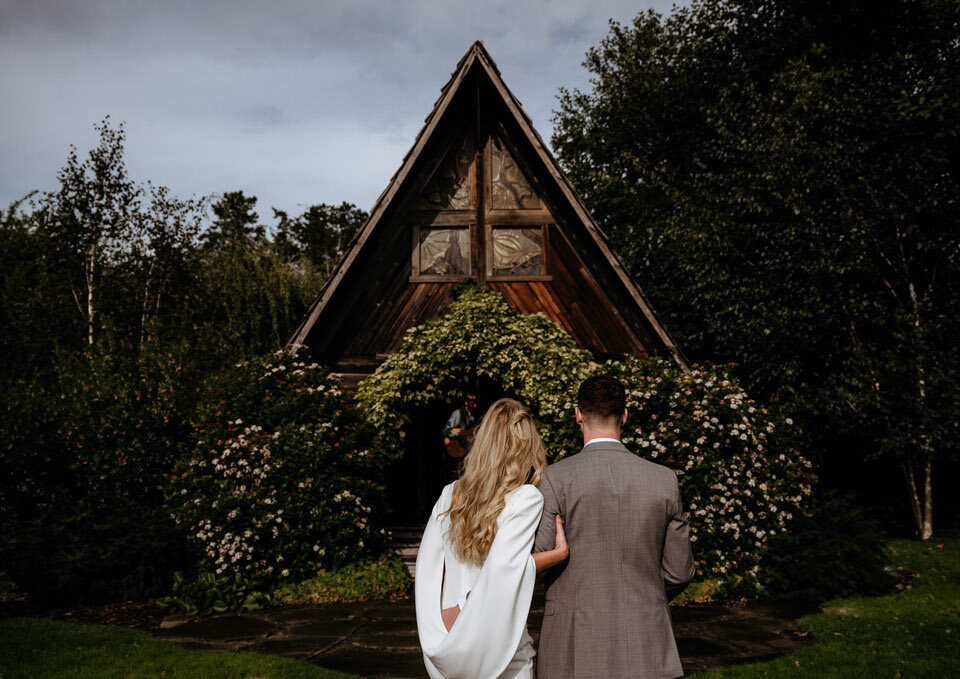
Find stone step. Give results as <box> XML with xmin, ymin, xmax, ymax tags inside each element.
<box><xmin>386</xmin><ymin>525</ymin><xmax>424</xmax><ymax>577</ymax></box>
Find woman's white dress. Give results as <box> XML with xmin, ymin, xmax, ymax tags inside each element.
<box><xmin>415</xmin><ymin>482</ymin><xmax>544</xmax><ymax>679</ymax></box>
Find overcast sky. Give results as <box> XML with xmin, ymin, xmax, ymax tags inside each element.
<box><xmin>1</xmin><ymin>0</ymin><xmax>681</xmax><ymax>223</ymax></box>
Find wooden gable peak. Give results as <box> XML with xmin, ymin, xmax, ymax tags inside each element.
<box><xmin>288</xmin><ymin>41</ymin><xmax>688</xmax><ymax>372</ymax></box>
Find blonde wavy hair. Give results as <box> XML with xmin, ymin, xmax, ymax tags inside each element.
<box><xmin>442</xmin><ymin>398</ymin><xmax>547</xmax><ymax>566</ymax></box>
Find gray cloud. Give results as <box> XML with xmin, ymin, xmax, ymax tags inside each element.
<box><xmin>0</xmin><ymin>0</ymin><xmax>683</xmax><ymax>219</ymax></box>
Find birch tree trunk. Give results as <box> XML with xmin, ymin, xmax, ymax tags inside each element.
<box><xmin>86</xmin><ymin>244</ymin><xmax>96</xmax><ymax>346</ymax></box>
<box><xmin>922</xmin><ymin>460</ymin><xmax>933</xmax><ymax>540</ymax></box>
<box><xmin>901</xmin><ymin>458</ymin><xmax>934</xmax><ymax>539</ymax></box>
<box><xmin>908</xmin><ymin>269</ymin><xmax>933</xmax><ymax>539</ymax></box>
<box><xmin>140</xmin><ymin>259</ymin><xmax>156</xmax><ymax>350</ymax></box>
<box><xmin>902</xmin><ymin>461</ymin><xmax>923</xmax><ymax>535</ymax></box>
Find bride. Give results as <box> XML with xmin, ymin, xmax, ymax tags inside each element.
<box><xmin>415</xmin><ymin>398</ymin><xmax>569</xmax><ymax>679</ymax></box>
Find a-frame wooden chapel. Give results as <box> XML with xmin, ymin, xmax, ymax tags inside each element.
<box><xmin>289</xmin><ymin>41</ymin><xmax>685</xmax><ymax>384</ymax></box>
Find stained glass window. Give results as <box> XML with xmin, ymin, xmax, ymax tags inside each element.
<box><xmin>491</xmin><ymin>227</ymin><xmax>543</xmax><ymax>276</ymax></box>
<box><xmin>490</xmin><ymin>136</ymin><xmax>541</xmax><ymax>210</ymax></box>
<box><xmin>418</xmin><ymin>227</ymin><xmax>471</xmax><ymax>276</ymax></box>
<box><xmin>419</xmin><ymin>136</ymin><xmax>475</xmax><ymax>210</ymax></box>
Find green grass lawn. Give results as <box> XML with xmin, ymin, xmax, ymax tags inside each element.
<box><xmin>692</xmin><ymin>538</ymin><xmax>960</xmax><ymax>678</ymax></box>
<box><xmin>2</xmin><ymin>539</ymin><xmax>957</xmax><ymax>678</ymax></box>
<box><xmin>0</xmin><ymin>616</ymin><xmax>357</xmax><ymax>679</ymax></box>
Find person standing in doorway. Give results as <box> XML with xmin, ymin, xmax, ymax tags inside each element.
<box><xmin>441</xmin><ymin>392</ymin><xmax>479</xmax><ymax>476</ymax></box>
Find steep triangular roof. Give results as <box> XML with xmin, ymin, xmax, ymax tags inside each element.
<box><xmin>289</xmin><ymin>41</ymin><xmax>687</xmax><ymax>371</ymax></box>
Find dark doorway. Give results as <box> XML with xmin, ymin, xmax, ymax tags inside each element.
<box><xmin>384</xmin><ymin>381</ymin><xmax>512</xmax><ymax>523</ymax></box>
<box><xmin>385</xmin><ymin>402</ymin><xmax>455</xmax><ymax>523</ymax></box>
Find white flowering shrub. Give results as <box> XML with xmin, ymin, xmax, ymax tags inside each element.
<box><xmin>607</xmin><ymin>357</ymin><xmax>816</xmax><ymax>596</ymax></box>
<box><xmin>359</xmin><ymin>285</ymin><xmax>816</xmax><ymax>598</ymax></box>
<box><xmin>167</xmin><ymin>349</ymin><xmax>387</xmax><ymax>589</ymax></box>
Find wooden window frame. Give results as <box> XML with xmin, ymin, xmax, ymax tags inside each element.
<box><xmin>409</xmin><ymin>221</ymin><xmax>476</xmax><ymax>282</ymax></box>
<box><xmin>488</xmin><ymin>132</ymin><xmax>543</xmax><ymax>211</ymax></box>
<box><xmin>485</xmin><ymin>223</ymin><xmax>552</xmax><ymax>282</ymax></box>
<box><xmin>417</xmin><ymin>129</ymin><xmax>478</xmax><ymax>212</ymax></box>
<box><xmin>408</xmin><ymin>119</ymin><xmax>554</xmax><ymax>283</ymax></box>
<box><xmin>481</xmin><ymin>131</ymin><xmax>552</xmax><ymax>281</ymax></box>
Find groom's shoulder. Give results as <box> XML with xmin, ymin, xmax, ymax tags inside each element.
<box><xmin>545</xmin><ymin>445</ymin><xmax>678</xmax><ymax>485</ymax></box>
<box><xmin>543</xmin><ymin>451</ymin><xmax>582</xmax><ymax>477</ymax></box>
<box><xmin>617</xmin><ymin>445</ymin><xmax>679</xmax><ymax>481</ymax></box>
<box><xmin>638</xmin><ymin>456</ymin><xmax>681</xmax><ymax>485</ymax></box>
<box><xmin>541</xmin><ymin>446</ymin><xmax>600</xmax><ymax>482</ymax></box>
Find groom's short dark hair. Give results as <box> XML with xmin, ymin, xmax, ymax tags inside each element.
<box><xmin>577</xmin><ymin>375</ymin><xmax>626</xmax><ymax>420</ymax></box>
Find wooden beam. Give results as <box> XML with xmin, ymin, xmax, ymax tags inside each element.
<box><xmin>408</xmin><ymin>210</ymin><xmax>475</xmax><ymax>226</ymax></box>
<box><xmin>484</xmin><ymin>209</ymin><xmax>554</xmax><ymax>225</ymax></box>
<box><xmin>475</xmin><ymin>72</ymin><xmax>486</xmax><ymax>285</ymax></box>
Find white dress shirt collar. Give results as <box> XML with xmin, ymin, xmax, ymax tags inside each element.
<box><xmin>583</xmin><ymin>437</ymin><xmax>621</xmax><ymax>447</ymax></box>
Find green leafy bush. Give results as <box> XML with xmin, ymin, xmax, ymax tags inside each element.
<box><xmin>758</xmin><ymin>491</ymin><xmax>897</xmax><ymax>604</ymax></box>
<box><xmin>0</xmin><ymin>336</ymin><xmax>196</xmax><ymax>601</ymax></box>
<box><xmin>167</xmin><ymin>348</ymin><xmax>387</xmax><ymax>590</ymax></box>
<box><xmin>357</xmin><ymin>283</ymin><xmax>593</xmax><ymax>459</ymax></box>
<box><xmin>274</xmin><ymin>554</ymin><xmax>412</xmax><ymax>605</ymax></box>
<box><xmin>157</xmin><ymin>571</ymin><xmax>271</xmax><ymax>616</ymax></box>
<box><xmin>4</xmin><ymin>501</ymin><xmax>188</xmax><ymax>603</ymax></box>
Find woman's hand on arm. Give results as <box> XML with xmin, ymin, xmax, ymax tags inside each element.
<box><xmin>532</xmin><ymin>514</ymin><xmax>569</xmax><ymax>573</ymax></box>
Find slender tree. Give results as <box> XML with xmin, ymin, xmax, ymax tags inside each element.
<box><xmin>46</xmin><ymin>117</ymin><xmax>140</xmax><ymax>346</ymax></box>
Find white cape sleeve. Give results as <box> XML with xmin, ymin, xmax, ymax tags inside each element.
<box><xmin>415</xmin><ymin>484</ymin><xmax>544</xmax><ymax>679</ymax></box>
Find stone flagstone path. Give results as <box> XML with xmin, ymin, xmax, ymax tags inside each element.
<box><xmin>156</xmin><ymin>586</ymin><xmax>816</xmax><ymax>679</ymax></box>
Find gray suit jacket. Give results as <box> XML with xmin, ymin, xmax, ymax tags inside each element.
<box><xmin>533</xmin><ymin>440</ymin><xmax>695</xmax><ymax>679</ymax></box>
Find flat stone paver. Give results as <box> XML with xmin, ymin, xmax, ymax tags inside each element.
<box><xmin>156</xmin><ymin>586</ymin><xmax>816</xmax><ymax>678</ymax></box>
<box><xmin>155</xmin><ymin>614</ymin><xmax>278</xmax><ymax>641</ymax></box>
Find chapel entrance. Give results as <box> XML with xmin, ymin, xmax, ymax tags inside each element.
<box><xmin>383</xmin><ymin>380</ymin><xmax>510</xmax><ymax>523</ymax></box>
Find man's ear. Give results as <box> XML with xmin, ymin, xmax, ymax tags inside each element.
<box><xmin>575</xmin><ymin>406</ymin><xmax>584</xmax><ymax>425</ymax></box>
<box><xmin>621</xmin><ymin>409</ymin><xmax>628</xmax><ymax>426</ymax></box>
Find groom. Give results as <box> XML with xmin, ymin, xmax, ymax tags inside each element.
<box><xmin>534</xmin><ymin>375</ymin><xmax>695</xmax><ymax>679</ymax></box>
